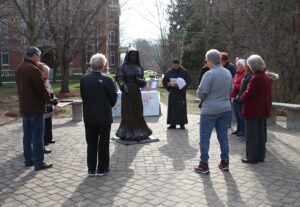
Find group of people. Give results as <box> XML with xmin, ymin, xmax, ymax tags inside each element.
<box><xmin>17</xmin><ymin>45</ymin><xmax>275</xmax><ymax>176</ymax></box>
<box><xmin>16</xmin><ymin>47</ymin><xmax>56</xmax><ymax>171</ymax></box>
<box><xmin>194</xmin><ymin>49</ymin><xmax>276</xmax><ymax>174</ymax></box>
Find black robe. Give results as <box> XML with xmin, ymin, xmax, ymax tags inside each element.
<box><xmin>162</xmin><ymin>67</ymin><xmax>191</xmax><ymax>125</ymax></box>
<box><xmin>115</xmin><ymin>49</ymin><xmax>152</xmax><ymax>140</ymax></box>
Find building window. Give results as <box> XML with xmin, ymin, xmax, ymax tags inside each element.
<box><xmin>110</xmin><ymin>51</ymin><xmax>116</xmax><ymax>66</ymax></box>
<box><xmin>109</xmin><ymin>11</ymin><xmax>115</xmax><ymax>25</ymax></box>
<box><xmin>1</xmin><ymin>49</ymin><xmax>9</xmax><ymax>65</ymax></box>
<box><xmin>109</xmin><ymin>31</ymin><xmax>116</xmax><ymax>44</ymax></box>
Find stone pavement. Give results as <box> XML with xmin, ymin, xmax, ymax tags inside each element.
<box><xmin>0</xmin><ymin>104</ymin><xmax>300</xmax><ymax>207</ymax></box>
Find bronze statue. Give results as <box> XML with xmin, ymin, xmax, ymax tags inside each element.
<box><xmin>115</xmin><ymin>47</ymin><xmax>152</xmax><ymax>141</ymax></box>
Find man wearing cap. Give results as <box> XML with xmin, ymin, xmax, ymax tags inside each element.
<box><xmin>162</xmin><ymin>59</ymin><xmax>191</xmax><ymax>130</ymax></box>
<box><xmin>16</xmin><ymin>46</ymin><xmax>53</xmax><ymax>171</ymax></box>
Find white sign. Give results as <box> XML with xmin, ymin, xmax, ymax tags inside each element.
<box><xmin>112</xmin><ymin>91</ymin><xmax>161</xmax><ymax>117</ymax></box>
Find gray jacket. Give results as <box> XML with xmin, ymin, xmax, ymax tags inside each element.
<box><xmin>197</xmin><ymin>65</ymin><xmax>233</xmax><ymax>115</ymax></box>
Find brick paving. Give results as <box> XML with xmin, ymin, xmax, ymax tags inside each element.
<box><xmin>0</xmin><ymin>104</ymin><xmax>300</xmax><ymax>207</ymax></box>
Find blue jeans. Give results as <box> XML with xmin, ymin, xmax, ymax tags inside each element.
<box><xmin>22</xmin><ymin>115</ymin><xmax>45</xmax><ymax>167</ymax></box>
<box><xmin>233</xmin><ymin>100</ymin><xmax>245</xmax><ymax>135</ymax></box>
<box><xmin>200</xmin><ymin>111</ymin><xmax>231</xmax><ymax>163</ymax></box>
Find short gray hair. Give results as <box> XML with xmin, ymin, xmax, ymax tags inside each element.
<box><xmin>205</xmin><ymin>49</ymin><xmax>221</xmax><ymax>65</ymax></box>
<box><xmin>236</xmin><ymin>59</ymin><xmax>246</xmax><ymax>68</ymax></box>
<box><xmin>26</xmin><ymin>46</ymin><xmax>41</xmax><ymax>58</ymax></box>
<box><xmin>90</xmin><ymin>53</ymin><xmax>107</xmax><ymax>70</ymax></box>
<box><xmin>247</xmin><ymin>55</ymin><xmax>266</xmax><ymax>71</ymax></box>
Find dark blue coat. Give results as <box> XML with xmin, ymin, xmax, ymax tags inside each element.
<box><xmin>80</xmin><ymin>71</ymin><xmax>117</xmax><ymax>125</ymax></box>
<box><xmin>224</xmin><ymin>62</ymin><xmax>236</xmax><ymax>78</ymax></box>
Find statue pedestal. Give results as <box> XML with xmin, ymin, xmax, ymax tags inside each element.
<box><xmin>112</xmin><ymin>91</ymin><xmax>161</xmax><ymax>117</ymax></box>
<box><xmin>112</xmin><ymin>136</ymin><xmax>159</xmax><ymax>145</ymax></box>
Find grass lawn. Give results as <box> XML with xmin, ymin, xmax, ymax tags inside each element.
<box><xmin>158</xmin><ymin>87</ymin><xmax>199</xmax><ymax>115</ymax></box>
<box><xmin>0</xmin><ymin>84</ymin><xmax>18</xmax><ymax>98</ymax></box>
<box><xmin>0</xmin><ymin>78</ymin><xmax>200</xmax><ymax>119</ymax></box>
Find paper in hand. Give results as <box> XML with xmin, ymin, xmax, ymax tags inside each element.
<box><xmin>170</xmin><ymin>78</ymin><xmax>177</xmax><ymax>85</ymax></box>
<box><xmin>177</xmin><ymin>77</ymin><xmax>186</xmax><ymax>90</ymax></box>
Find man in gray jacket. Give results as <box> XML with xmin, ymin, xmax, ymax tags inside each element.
<box><xmin>194</xmin><ymin>49</ymin><xmax>233</xmax><ymax>174</ymax></box>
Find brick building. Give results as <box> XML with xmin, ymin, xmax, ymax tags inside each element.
<box><xmin>0</xmin><ymin>0</ymin><xmax>120</xmax><ymax>76</ymax></box>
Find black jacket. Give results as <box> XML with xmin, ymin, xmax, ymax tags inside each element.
<box><xmin>236</xmin><ymin>72</ymin><xmax>253</xmax><ymax>100</ymax></box>
<box><xmin>80</xmin><ymin>71</ymin><xmax>117</xmax><ymax>125</ymax></box>
<box><xmin>224</xmin><ymin>62</ymin><xmax>236</xmax><ymax>78</ymax></box>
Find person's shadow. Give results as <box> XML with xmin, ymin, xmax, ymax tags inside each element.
<box><xmin>159</xmin><ymin>129</ymin><xmax>197</xmax><ymax>171</ymax></box>
<box><xmin>62</xmin><ymin>141</ymin><xmax>144</xmax><ymax>206</ymax></box>
<box><xmin>223</xmin><ymin>171</ymin><xmax>247</xmax><ymax>206</ymax></box>
<box><xmin>198</xmin><ymin>174</ymin><xmax>225</xmax><ymax>206</ymax></box>
<box><xmin>0</xmin><ymin>154</ymin><xmax>37</xmax><ymax>202</ymax></box>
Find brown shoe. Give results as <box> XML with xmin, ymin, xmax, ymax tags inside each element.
<box><xmin>218</xmin><ymin>160</ymin><xmax>229</xmax><ymax>171</ymax></box>
<box><xmin>194</xmin><ymin>162</ymin><xmax>210</xmax><ymax>174</ymax></box>
<box><xmin>35</xmin><ymin>162</ymin><xmax>53</xmax><ymax>171</ymax></box>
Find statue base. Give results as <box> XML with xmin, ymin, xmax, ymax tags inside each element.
<box><xmin>112</xmin><ymin>136</ymin><xmax>159</xmax><ymax>145</ymax></box>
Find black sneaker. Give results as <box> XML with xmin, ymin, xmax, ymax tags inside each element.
<box><xmin>194</xmin><ymin>162</ymin><xmax>210</xmax><ymax>174</ymax></box>
<box><xmin>236</xmin><ymin>133</ymin><xmax>245</xmax><ymax>137</ymax></box>
<box><xmin>218</xmin><ymin>160</ymin><xmax>229</xmax><ymax>171</ymax></box>
<box><xmin>167</xmin><ymin>125</ymin><xmax>176</xmax><ymax>129</ymax></box>
<box><xmin>88</xmin><ymin>170</ymin><xmax>96</xmax><ymax>177</ymax></box>
<box><xmin>180</xmin><ymin>125</ymin><xmax>186</xmax><ymax>130</ymax></box>
<box><xmin>34</xmin><ymin>162</ymin><xmax>53</xmax><ymax>171</ymax></box>
<box><xmin>231</xmin><ymin>130</ymin><xmax>238</xmax><ymax>135</ymax></box>
<box><xmin>97</xmin><ymin>168</ymin><xmax>110</xmax><ymax>176</ymax></box>
<box><xmin>25</xmin><ymin>162</ymin><xmax>33</xmax><ymax>167</ymax></box>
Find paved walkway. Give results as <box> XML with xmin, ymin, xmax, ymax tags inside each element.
<box><xmin>0</xmin><ymin>104</ymin><xmax>300</xmax><ymax>207</ymax></box>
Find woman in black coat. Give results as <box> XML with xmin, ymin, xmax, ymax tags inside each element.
<box><xmin>80</xmin><ymin>53</ymin><xmax>117</xmax><ymax>176</ymax></box>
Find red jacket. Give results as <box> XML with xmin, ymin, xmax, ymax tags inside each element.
<box><xmin>241</xmin><ymin>71</ymin><xmax>271</xmax><ymax>119</ymax></box>
<box><xmin>231</xmin><ymin>70</ymin><xmax>246</xmax><ymax>98</ymax></box>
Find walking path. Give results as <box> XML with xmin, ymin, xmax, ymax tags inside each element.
<box><xmin>0</xmin><ymin>104</ymin><xmax>299</xmax><ymax>207</ymax></box>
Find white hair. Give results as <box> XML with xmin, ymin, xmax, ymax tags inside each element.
<box><xmin>90</xmin><ymin>53</ymin><xmax>107</xmax><ymax>70</ymax></box>
<box><xmin>247</xmin><ymin>55</ymin><xmax>266</xmax><ymax>71</ymax></box>
<box><xmin>236</xmin><ymin>59</ymin><xmax>246</xmax><ymax>68</ymax></box>
<box><xmin>205</xmin><ymin>49</ymin><xmax>221</xmax><ymax>65</ymax></box>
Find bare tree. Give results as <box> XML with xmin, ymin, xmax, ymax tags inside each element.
<box><xmin>134</xmin><ymin>39</ymin><xmax>157</xmax><ymax>70</ymax></box>
<box><xmin>10</xmin><ymin>0</ymin><xmax>50</xmax><ymax>46</ymax></box>
<box><xmin>44</xmin><ymin>0</ymin><xmax>108</xmax><ymax>93</ymax></box>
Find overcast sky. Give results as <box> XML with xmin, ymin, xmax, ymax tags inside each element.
<box><xmin>119</xmin><ymin>0</ymin><xmax>170</xmax><ymax>46</ymax></box>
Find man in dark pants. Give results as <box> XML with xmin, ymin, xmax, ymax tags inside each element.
<box><xmin>16</xmin><ymin>46</ymin><xmax>53</xmax><ymax>171</ymax></box>
<box><xmin>80</xmin><ymin>53</ymin><xmax>117</xmax><ymax>176</ymax></box>
<box><xmin>162</xmin><ymin>59</ymin><xmax>191</xmax><ymax>130</ymax></box>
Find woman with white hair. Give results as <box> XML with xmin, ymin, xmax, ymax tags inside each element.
<box><xmin>80</xmin><ymin>53</ymin><xmax>117</xmax><ymax>176</ymax></box>
<box><xmin>240</xmin><ymin>55</ymin><xmax>271</xmax><ymax>163</ymax></box>
<box><xmin>231</xmin><ymin>59</ymin><xmax>246</xmax><ymax>139</ymax></box>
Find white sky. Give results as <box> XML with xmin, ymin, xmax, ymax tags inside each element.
<box><xmin>119</xmin><ymin>0</ymin><xmax>170</xmax><ymax>46</ymax></box>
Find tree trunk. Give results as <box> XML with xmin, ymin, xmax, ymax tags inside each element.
<box><xmin>52</xmin><ymin>67</ymin><xmax>57</xmax><ymax>83</ymax></box>
<box><xmin>295</xmin><ymin>0</ymin><xmax>300</xmax><ymax>102</ymax></box>
<box><xmin>81</xmin><ymin>42</ymin><xmax>87</xmax><ymax>74</ymax></box>
<box><xmin>0</xmin><ymin>51</ymin><xmax>2</xmax><ymax>87</ymax></box>
<box><xmin>60</xmin><ymin>64</ymin><xmax>69</xmax><ymax>93</ymax></box>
